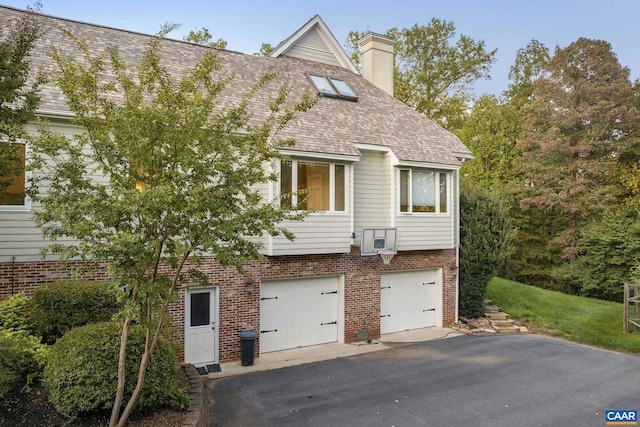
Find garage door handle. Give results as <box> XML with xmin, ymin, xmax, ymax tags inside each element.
<box><xmin>380</xmin><ymin>286</ymin><xmax>391</xmax><ymax>290</ymax></box>
<box><xmin>321</xmin><ymin>321</ymin><xmax>337</xmax><ymax>326</ymax></box>
<box><xmin>260</xmin><ymin>296</ymin><xmax>278</xmax><ymax>301</ymax></box>
<box><xmin>381</xmin><ymin>314</ymin><xmax>391</xmax><ymax>318</ymax></box>
<box><xmin>423</xmin><ymin>308</ymin><xmax>435</xmax><ymax>312</ymax></box>
<box><xmin>321</xmin><ymin>291</ymin><xmax>338</xmax><ymax>295</ymax></box>
<box><xmin>261</xmin><ymin>329</ymin><xmax>278</xmax><ymax>333</ymax></box>
<box><xmin>423</xmin><ymin>282</ymin><xmax>436</xmax><ymax>285</ymax></box>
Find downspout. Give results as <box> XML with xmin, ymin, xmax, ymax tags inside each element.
<box><xmin>11</xmin><ymin>256</ymin><xmax>16</xmax><ymax>296</ymax></box>
<box><xmin>350</xmin><ymin>163</ymin><xmax>355</xmax><ymax>245</ymax></box>
<box><xmin>455</xmin><ymin>170</ymin><xmax>460</xmax><ymax>322</ymax></box>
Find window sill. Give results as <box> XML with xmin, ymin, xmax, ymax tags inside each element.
<box><xmin>0</xmin><ymin>205</ymin><xmax>31</xmax><ymax>212</ymax></box>
<box><xmin>307</xmin><ymin>211</ymin><xmax>349</xmax><ymax>216</ymax></box>
<box><xmin>397</xmin><ymin>212</ymin><xmax>451</xmax><ymax>217</ymax></box>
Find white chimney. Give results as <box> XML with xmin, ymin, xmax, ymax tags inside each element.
<box><xmin>358</xmin><ymin>32</ymin><xmax>396</xmax><ymax>96</ymax></box>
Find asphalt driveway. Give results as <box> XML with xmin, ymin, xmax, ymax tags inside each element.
<box><xmin>206</xmin><ymin>334</ymin><xmax>640</xmax><ymax>426</ymax></box>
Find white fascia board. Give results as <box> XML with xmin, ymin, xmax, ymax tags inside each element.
<box><xmin>313</xmin><ymin>19</ymin><xmax>360</xmax><ymax>74</ymax></box>
<box><xmin>279</xmin><ymin>149</ymin><xmax>360</xmax><ymax>163</ymax></box>
<box><xmin>269</xmin><ymin>16</ymin><xmax>359</xmax><ymax>75</ymax></box>
<box><xmin>355</xmin><ymin>143</ymin><xmax>391</xmax><ymax>153</ymax></box>
<box><xmin>395</xmin><ymin>160</ymin><xmax>461</xmax><ymax>171</ymax></box>
<box><xmin>36</xmin><ymin>109</ymin><xmax>76</xmax><ymax>119</ymax></box>
<box><xmin>455</xmin><ymin>152</ymin><xmax>474</xmax><ymax>161</ymax></box>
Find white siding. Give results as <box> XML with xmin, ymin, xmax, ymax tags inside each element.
<box><xmin>270</xmin><ymin>214</ymin><xmax>351</xmax><ymax>255</ymax></box>
<box><xmin>352</xmin><ymin>151</ymin><xmax>391</xmax><ymax>245</ymax></box>
<box><xmin>283</xmin><ymin>45</ymin><xmax>341</xmax><ymax>67</ymax></box>
<box><xmin>395</xmin><ymin>214</ymin><xmax>454</xmax><ymax>250</ymax></box>
<box><xmin>296</xmin><ymin>27</ymin><xmax>329</xmax><ymax>51</ymax></box>
<box><xmin>0</xmin><ymin>121</ymin><xmax>81</xmax><ymax>262</ymax></box>
<box><xmin>392</xmin><ymin>167</ymin><xmax>458</xmax><ymax>251</ymax></box>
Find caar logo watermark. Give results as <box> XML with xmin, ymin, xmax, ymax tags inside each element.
<box><xmin>605</xmin><ymin>410</ymin><xmax>637</xmax><ymax>425</ymax></box>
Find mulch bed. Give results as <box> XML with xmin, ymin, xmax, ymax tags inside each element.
<box><xmin>0</xmin><ymin>367</ymin><xmax>189</xmax><ymax>427</ymax></box>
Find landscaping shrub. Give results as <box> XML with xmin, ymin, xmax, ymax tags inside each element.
<box><xmin>0</xmin><ymin>294</ymin><xmax>48</xmax><ymax>400</ymax></box>
<box><xmin>27</xmin><ymin>280</ymin><xmax>121</xmax><ymax>344</ymax></box>
<box><xmin>43</xmin><ymin>321</ymin><xmax>183</xmax><ymax>417</ymax></box>
<box><xmin>459</xmin><ymin>182</ymin><xmax>511</xmax><ymax>318</ymax></box>
<box><xmin>0</xmin><ymin>331</ymin><xmax>47</xmax><ymax>400</ymax></box>
<box><xmin>0</xmin><ymin>293</ymin><xmax>31</xmax><ymax>332</ymax></box>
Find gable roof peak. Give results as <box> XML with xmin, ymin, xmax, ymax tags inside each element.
<box><xmin>269</xmin><ymin>15</ymin><xmax>359</xmax><ymax>74</ymax></box>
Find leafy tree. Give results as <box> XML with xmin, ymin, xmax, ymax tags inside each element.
<box><xmin>505</xmin><ymin>39</ymin><xmax>550</xmax><ymax>109</ymax></box>
<box><xmin>29</xmin><ymin>27</ymin><xmax>315</xmax><ymax>427</ymax></box>
<box><xmin>183</xmin><ymin>27</ymin><xmax>227</xmax><ymax>48</ymax></box>
<box><xmin>459</xmin><ymin>182</ymin><xmax>511</xmax><ymax>318</ymax></box>
<box><xmin>507</xmin><ymin>204</ymin><xmax>567</xmax><ymax>290</ymax></box>
<box><xmin>459</xmin><ymin>95</ymin><xmax>519</xmax><ymax>190</ymax></box>
<box><xmin>514</xmin><ymin>38</ymin><xmax>637</xmax><ymax>292</ymax></box>
<box><xmin>574</xmin><ymin>208</ymin><xmax>640</xmax><ymax>301</ymax></box>
<box><xmin>347</xmin><ymin>19</ymin><xmax>496</xmax><ymax>130</ymax></box>
<box><xmin>616</xmin><ymin>81</ymin><xmax>640</xmax><ymax>203</ymax></box>
<box><xmin>256</xmin><ymin>42</ymin><xmax>274</xmax><ymax>56</ymax></box>
<box><xmin>0</xmin><ymin>4</ymin><xmax>45</xmax><ymax>197</ymax></box>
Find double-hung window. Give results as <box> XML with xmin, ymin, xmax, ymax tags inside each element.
<box><xmin>0</xmin><ymin>142</ymin><xmax>28</xmax><ymax>209</ymax></box>
<box><xmin>399</xmin><ymin>169</ymin><xmax>448</xmax><ymax>214</ymax></box>
<box><xmin>280</xmin><ymin>160</ymin><xmax>346</xmax><ymax>212</ymax></box>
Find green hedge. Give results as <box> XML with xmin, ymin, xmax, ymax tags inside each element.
<box><xmin>459</xmin><ymin>183</ymin><xmax>511</xmax><ymax>318</ymax></box>
<box><xmin>43</xmin><ymin>321</ymin><xmax>183</xmax><ymax>417</ymax></box>
<box><xmin>0</xmin><ymin>294</ymin><xmax>48</xmax><ymax>400</ymax></box>
<box><xmin>0</xmin><ymin>292</ymin><xmax>31</xmax><ymax>332</ymax></box>
<box><xmin>27</xmin><ymin>280</ymin><xmax>121</xmax><ymax>344</ymax></box>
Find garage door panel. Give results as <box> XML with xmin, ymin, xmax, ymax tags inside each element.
<box><xmin>261</xmin><ymin>276</ymin><xmax>339</xmax><ymax>353</ymax></box>
<box><xmin>381</xmin><ymin>270</ymin><xmax>437</xmax><ymax>334</ymax></box>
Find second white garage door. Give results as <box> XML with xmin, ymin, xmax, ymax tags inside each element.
<box><xmin>260</xmin><ymin>276</ymin><xmax>340</xmax><ymax>353</ymax></box>
<box><xmin>380</xmin><ymin>270</ymin><xmax>439</xmax><ymax>334</ymax></box>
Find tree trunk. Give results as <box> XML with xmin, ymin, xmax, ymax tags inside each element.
<box><xmin>109</xmin><ymin>316</ymin><xmax>132</xmax><ymax>427</ymax></box>
<box><xmin>116</xmin><ymin>313</ymin><xmax>166</xmax><ymax>427</ymax></box>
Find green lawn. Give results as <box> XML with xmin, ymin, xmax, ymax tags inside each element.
<box><xmin>486</xmin><ymin>277</ymin><xmax>640</xmax><ymax>354</ymax></box>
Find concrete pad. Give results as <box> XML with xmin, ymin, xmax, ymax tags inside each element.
<box><xmin>205</xmin><ymin>327</ymin><xmax>463</xmax><ymax>379</ymax></box>
<box><xmin>378</xmin><ymin>326</ymin><xmax>463</xmax><ymax>344</ymax></box>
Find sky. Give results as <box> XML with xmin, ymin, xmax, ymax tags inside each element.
<box><xmin>3</xmin><ymin>0</ymin><xmax>640</xmax><ymax>97</ymax></box>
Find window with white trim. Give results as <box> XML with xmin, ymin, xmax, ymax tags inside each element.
<box><xmin>399</xmin><ymin>169</ymin><xmax>448</xmax><ymax>214</ymax></box>
<box><xmin>0</xmin><ymin>142</ymin><xmax>28</xmax><ymax>208</ymax></box>
<box><xmin>280</xmin><ymin>160</ymin><xmax>346</xmax><ymax>212</ymax></box>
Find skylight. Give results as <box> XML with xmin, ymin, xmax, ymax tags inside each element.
<box><xmin>309</xmin><ymin>74</ymin><xmax>337</xmax><ymax>96</ymax></box>
<box><xmin>329</xmin><ymin>78</ymin><xmax>357</xmax><ymax>99</ymax></box>
<box><xmin>308</xmin><ymin>74</ymin><xmax>358</xmax><ymax>101</ymax></box>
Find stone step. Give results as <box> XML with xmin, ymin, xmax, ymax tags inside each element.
<box><xmin>484</xmin><ymin>305</ymin><xmax>500</xmax><ymax>313</ymax></box>
<box><xmin>485</xmin><ymin>311</ymin><xmax>510</xmax><ymax>321</ymax></box>
<box><xmin>489</xmin><ymin>319</ymin><xmax>516</xmax><ymax>327</ymax></box>
<box><xmin>494</xmin><ymin>325</ymin><xmax>520</xmax><ymax>334</ymax></box>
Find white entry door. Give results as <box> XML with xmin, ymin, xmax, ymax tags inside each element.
<box><xmin>380</xmin><ymin>270</ymin><xmax>438</xmax><ymax>334</ymax></box>
<box><xmin>260</xmin><ymin>276</ymin><xmax>339</xmax><ymax>353</ymax></box>
<box><xmin>185</xmin><ymin>288</ymin><xmax>218</xmax><ymax>366</ymax></box>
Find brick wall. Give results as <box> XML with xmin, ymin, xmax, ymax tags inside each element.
<box><xmin>0</xmin><ymin>248</ymin><xmax>457</xmax><ymax>363</ymax></box>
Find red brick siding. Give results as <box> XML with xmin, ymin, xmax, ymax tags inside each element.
<box><xmin>0</xmin><ymin>249</ymin><xmax>457</xmax><ymax>363</ymax></box>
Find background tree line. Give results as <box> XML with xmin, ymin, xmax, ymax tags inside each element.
<box><xmin>345</xmin><ymin>19</ymin><xmax>640</xmax><ymax>303</ymax></box>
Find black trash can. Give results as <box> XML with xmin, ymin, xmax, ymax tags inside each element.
<box><xmin>239</xmin><ymin>330</ymin><xmax>257</xmax><ymax>366</ymax></box>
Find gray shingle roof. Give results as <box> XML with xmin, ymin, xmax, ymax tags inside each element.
<box><xmin>3</xmin><ymin>6</ymin><xmax>471</xmax><ymax>166</ymax></box>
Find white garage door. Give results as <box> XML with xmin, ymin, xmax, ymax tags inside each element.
<box><xmin>260</xmin><ymin>276</ymin><xmax>339</xmax><ymax>353</ymax></box>
<box><xmin>380</xmin><ymin>270</ymin><xmax>438</xmax><ymax>334</ymax></box>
